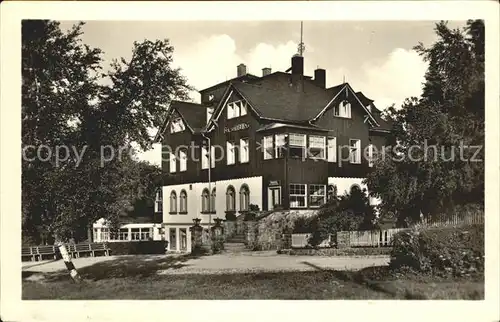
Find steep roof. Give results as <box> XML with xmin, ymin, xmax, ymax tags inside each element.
<box><xmin>173</xmin><ymin>101</ymin><xmax>207</xmax><ymax>132</ymax></box>
<box><xmin>231</xmin><ymin>77</ymin><xmax>347</xmax><ymax>122</ymax></box>
<box><xmin>155</xmin><ymin>100</ymin><xmax>206</xmax><ymax>141</ymax></box>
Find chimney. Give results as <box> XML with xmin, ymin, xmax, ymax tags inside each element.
<box><xmin>262</xmin><ymin>67</ymin><xmax>271</xmax><ymax>77</ymax></box>
<box><xmin>290</xmin><ymin>54</ymin><xmax>304</xmax><ymax>92</ymax></box>
<box><xmin>291</xmin><ymin>54</ymin><xmax>304</xmax><ymax>76</ymax></box>
<box><xmin>237</xmin><ymin>63</ymin><xmax>247</xmax><ymax>77</ymax></box>
<box><xmin>314</xmin><ymin>68</ymin><xmax>326</xmax><ymax>88</ymax></box>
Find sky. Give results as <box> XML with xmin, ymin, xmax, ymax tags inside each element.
<box><xmin>59</xmin><ymin>20</ymin><xmax>466</xmax><ymax>166</ymax></box>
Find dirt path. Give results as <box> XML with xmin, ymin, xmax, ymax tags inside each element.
<box><xmin>22</xmin><ymin>251</ymin><xmax>389</xmax><ymax>276</ymax></box>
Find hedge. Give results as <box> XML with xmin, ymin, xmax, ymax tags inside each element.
<box><xmin>107</xmin><ymin>241</ymin><xmax>168</xmax><ymax>255</ymax></box>
<box><xmin>389</xmin><ymin>224</ymin><xmax>484</xmax><ymax>277</ymax></box>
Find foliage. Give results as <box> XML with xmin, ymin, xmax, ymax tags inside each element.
<box><xmin>308</xmin><ymin>187</ymin><xmax>376</xmax><ymax>246</ymax></box>
<box><xmin>365</xmin><ymin>20</ymin><xmax>484</xmax><ymax>225</ymax></box>
<box><xmin>249</xmin><ymin>204</ymin><xmax>260</xmax><ymax>211</ymax></box>
<box><xmin>107</xmin><ymin>241</ymin><xmax>168</xmax><ymax>255</ymax></box>
<box><xmin>389</xmin><ymin>225</ymin><xmax>484</xmax><ymax>277</ymax></box>
<box><xmin>225</xmin><ymin>211</ymin><xmax>237</xmax><ymax>221</ymax></box>
<box><xmin>22</xmin><ymin>20</ymin><xmax>192</xmax><ymax>243</ymax></box>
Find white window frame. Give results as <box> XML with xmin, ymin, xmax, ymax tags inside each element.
<box><xmin>308</xmin><ymin>184</ymin><xmax>326</xmax><ymax>208</ymax></box>
<box><xmin>308</xmin><ymin>135</ymin><xmax>326</xmax><ymax>160</ymax></box>
<box><xmin>239</xmin><ymin>138</ymin><xmax>249</xmax><ymax>163</ymax></box>
<box><xmin>289</xmin><ymin>133</ymin><xmax>306</xmax><ymax>159</ymax></box>
<box><xmin>170</xmin><ymin>118</ymin><xmax>185</xmax><ymax>133</ymax></box>
<box><xmin>289</xmin><ymin>183</ymin><xmax>307</xmax><ymax>208</ymax></box>
<box><xmin>179</xmin><ymin>149</ymin><xmax>187</xmax><ymax>172</ymax></box>
<box><xmin>210</xmin><ymin>145</ymin><xmax>216</xmax><ymax>168</ymax></box>
<box><xmin>179</xmin><ymin>190</ymin><xmax>188</xmax><ymax>213</ymax></box>
<box><xmin>327</xmin><ymin>137</ymin><xmax>337</xmax><ymax>162</ymax></box>
<box><xmin>275</xmin><ymin>134</ymin><xmax>286</xmax><ymax>158</ymax></box>
<box><xmin>349</xmin><ymin>139</ymin><xmax>361</xmax><ymax>164</ymax></box>
<box><xmin>263</xmin><ymin>136</ymin><xmax>273</xmax><ymax>160</ymax></box>
<box><xmin>201</xmin><ymin>146</ymin><xmax>209</xmax><ymax>169</ymax></box>
<box><xmin>227</xmin><ymin>100</ymin><xmax>247</xmax><ymax>119</ymax></box>
<box><xmin>368</xmin><ymin>143</ymin><xmax>374</xmax><ymax>167</ymax></box>
<box><xmin>169</xmin><ymin>153</ymin><xmax>176</xmax><ymax>173</ymax></box>
<box><xmin>227</xmin><ymin>141</ymin><xmax>235</xmax><ymax>165</ymax></box>
<box><xmin>334</xmin><ymin>100</ymin><xmax>351</xmax><ymax>118</ymax></box>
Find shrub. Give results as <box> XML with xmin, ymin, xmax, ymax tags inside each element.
<box><xmin>107</xmin><ymin>241</ymin><xmax>168</xmax><ymax>255</ymax></box>
<box><xmin>243</xmin><ymin>212</ymin><xmax>257</xmax><ymax>221</ymax></box>
<box><xmin>249</xmin><ymin>204</ymin><xmax>260</xmax><ymax>211</ymax></box>
<box><xmin>308</xmin><ymin>187</ymin><xmax>376</xmax><ymax>246</ymax></box>
<box><xmin>390</xmin><ymin>224</ymin><xmax>484</xmax><ymax>277</ymax></box>
<box><xmin>225</xmin><ymin>211</ymin><xmax>237</xmax><ymax>221</ymax></box>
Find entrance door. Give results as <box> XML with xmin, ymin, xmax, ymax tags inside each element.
<box><xmin>268</xmin><ymin>186</ymin><xmax>282</xmax><ymax>210</ymax></box>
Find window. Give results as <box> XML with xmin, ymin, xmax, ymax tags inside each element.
<box><xmin>227</xmin><ymin>100</ymin><xmax>248</xmax><ymax>119</ymax></box>
<box><xmin>240</xmin><ymin>138</ymin><xmax>249</xmax><ymax>163</ymax></box>
<box><xmin>169</xmin><ymin>228</ymin><xmax>177</xmax><ymax>250</ymax></box>
<box><xmin>349</xmin><ymin>139</ymin><xmax>361</xmax><ymax>164</ymax></box>
<box><xmin>180</xmin><ymin>228</ymin><xmax>187</xmax><ymax>251</ymax></box>
<box><xmin>334</xmin><ymin>100</ymin><xmax>351</xmax><ymax>118</ymax></box>
<box><xmin>240</xmin><ymin>101</ymin><xmax>247</xmax><ymax>116</ymax></box>
<box><xmin>118</xmin><ymin>228</ymin><xmax>128</xmax><ymax>241</ymax></box>
<box><xmin>327</xmin><ymin>137</ymin><xmax>337</xmax><ymax>162</ymax></box>
<box><xmin>308</xmin><ymin>135</ymin><xmax>326</xmax><ymax>159</ymax></box>
<box><xmin>169</xmin><ymin>191</ymin><xmax>177</xmax><ymax>213</ymax></box>
<box><xmin>240</xmin><ymin>185</ymin><xmax>250</xmax><ymax>211</ymax></box>
<box><xmin>309</xmin><ymin>184</ymin><xmax>326</xmax><ymax>207</ymax></box>
<box><xmin>210</xmin><ymin>188</ymin><xmax>216</xmax><ymax>213</ymax></box>
<box><xmin>155</xmin><ymin>188</ymin><xmax>163</xmax><ymax>213</ymax></box>
<box><xmin>227</xmin><ymin>102</ymin><xmax>235</xmax><ymax>119</ymax></box>
<box><xmin>263</xmin><ymin>136</ymin><xmax>273</xmax><ymax>160</ymax></box>
<box><xmin>169</xmin><ymin>153</ymin><xmax>176</xmax><ymax>173</ymax></box>
<box><xmin>131</xmin><ymin>228</ymin><xmax>140</xmax><ymax>241</ymax></box>
<box><xmin>179</xmin><ymin>150</ymin><xmax>187</xmax><ymax>172</ymax></box>
<box><xmin>289</xmin><ymin>184</ymin><xmax>307</xmax><ymax>208</ymax></box>
<box><xmin>201</xmin><ymin>146</ymin><xmax>209</xmax><ymax>169</ymax></box>
<box><xmin>210</xmin><ymin>145</ymin><xmax>216</xmax><ymax>168</ymax></box>
<box><xmin>140</xmin><ymin>228</ymin><xmax>152</xmax><ymax>240</ymax></box>
<box><xmin>227</xmin><ymin>141</ymin><xmax>235</xmax><ymax>165</ymax></box>
<box><xmin>206</xmin><ymin>107</ymin><xmax>214</xmax><ymax>125</ymax></box>
<box><xmin>170</xmin><ymin>118</ymin><xmax>185</xmax><ymax>133</ymax></box>
<box><xmin>275</xmin><ymin>134</ymin><xmax>286</xmax><ymax>158</ymax></box>
<box><xmin>179</xmin><ymin>190</ymin><xmax>187</xmax><ymax>213</ymax></box>
<box><xmin>201</xmin><ymin>188</ymin><xmax>210</xmax><ymax>213</ymax></box>
<box><xmin>101</xmin><ymin>228</ymin><xmax>109</xmax><ymax>241</ymax></box>
<box><xmin>289</xmin><ymin>133</ymin><xmax>306</xmax><ymax>159</ymax></box>
<box><xmin>368</xmin><ymin>143</ymin><xmax>374</xmax><ymax>167</ymax></box>
<box><xmin>226</xmin><ymin>186</ymin><xmax>236</xmax><ymax>211</ymax></box>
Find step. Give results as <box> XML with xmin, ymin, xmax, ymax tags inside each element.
<box><xmin>226</xmin><ymin>238</ymin><xmax>246</xmax><ymax>243</ymax></box>
<box><xmin>223</xmin><ymin>242</ymin><xmax>248</xmax><ymax>253</ymax></box>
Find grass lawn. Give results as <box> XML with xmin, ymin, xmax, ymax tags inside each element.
<box><xmin>22</xmin><ymin>255</ymin><xmax>484</xmax><ymax>300</ymax></box>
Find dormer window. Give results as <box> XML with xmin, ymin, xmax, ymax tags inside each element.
<box><xmin>227</xmin><ymin>100</ymin><xmax>248</xmax><ymax>119</ymax></box>
<box><xmin>170</xmin><ymin>118</ymin><xmax>185</xmax><ymax>133</ymax></box>
<box><xmin>333</xmin><ymin>100</ymin><xmax>351</xmax><ymax>118</ymax></box>
<box><xmin>206</xmin><ymin>107</ymin><xmax>214</xmax><ymax>125</ymax></box>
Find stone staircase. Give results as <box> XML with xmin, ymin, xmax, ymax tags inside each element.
<box><xmin>224</xmin><ymin>233</ymin><xmax>247</xmax><ymax>253</ymax></box>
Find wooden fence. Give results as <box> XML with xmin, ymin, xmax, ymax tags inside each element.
<box><xmin>345</xmin><ymin>228</ymin><xmax>407</xmax><ymax>247</ymax></box>
<box><xmin>416</xmin><ymin>211</ymin><xmax>484</xmax><ymax>228</ymax></box>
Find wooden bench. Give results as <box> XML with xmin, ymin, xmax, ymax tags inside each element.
<box><xmin>73</xmin><ymin>243</ymin><xmax>92</xmax><ymax>258</ymax></box>
<box><xmin>22</xmin><ymin>247</ymin><xmax>36</xmax><ymax>261</ymax></box>
<box><xmin>89</xmin><ymin>243</ymin><xmax>109</xmax><ymax>256</ymax></box>
<box><xmin>36</xmin><ymin>245</ymin><xmax>57</xmax><ymax>261</ymax></box>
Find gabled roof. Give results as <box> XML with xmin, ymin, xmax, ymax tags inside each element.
<box><xmin>154</xmin><ymin>100</ymin><xmax>206</xmax><ymax>141</ymax></box>
<box><xmin>232</xmin><ymin>80</ymin><xmax>343</xmax><ymax>121</ymax></box>
<box><xmin>199</xmin><ymin>74</ymin><xmax>260</xmax><ymax>93</ymax></box>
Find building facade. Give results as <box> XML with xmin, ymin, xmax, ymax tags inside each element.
<box><xmin>154</xmin><ymin>55</ymin><xmax>392</xmax><ymax>252</ymax></box>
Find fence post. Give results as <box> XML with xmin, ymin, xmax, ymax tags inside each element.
<box><xmin>58</xmin><ymin>242</ymin><xmax>82</xmax><ymax>283</ymax></box>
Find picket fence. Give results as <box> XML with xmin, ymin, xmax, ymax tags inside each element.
<box><xmin>345</xmin><ymin>228</ymin><xmax>407</xmax><ymax>247</ymax></box>
<box><xmin>417</xmin><ymin>211</ymin><xmax>484</xmax><ymax>228</ymax></box>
